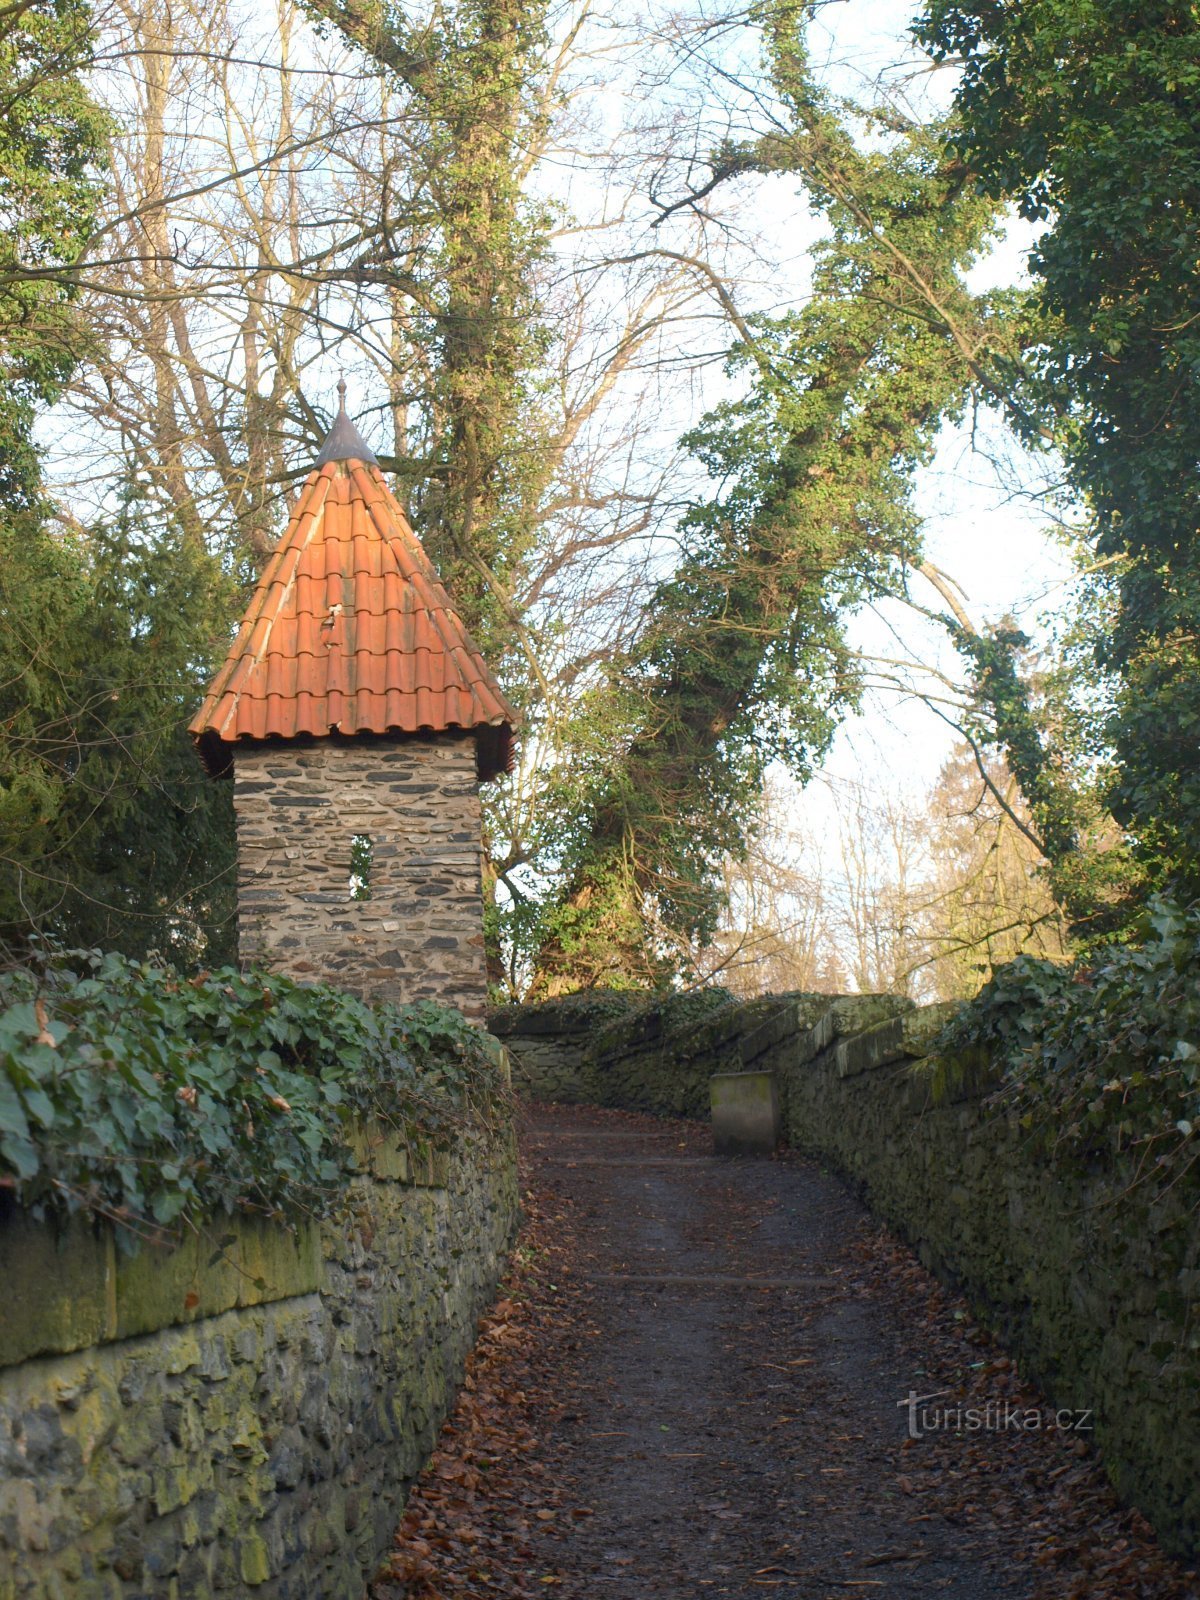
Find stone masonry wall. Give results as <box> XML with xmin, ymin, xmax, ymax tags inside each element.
<box><xmin>778</xmin><ymin>1009</ymin><xmax>1200</xmax><ymax>1559</ymax></box>
<box><xmin>0</xmin><ymin>1126</ymin><xmax>518</xmax><ymax>1600</ymax></box>
<box><xmin>490</xmin><ymin>990</ymin><xmax>903</xmax><ymax>1120</ymax></box>
<box><xmin>489</xmin><ymin>994</ymin><xmax>641</xmax><ymax>1103</ymax></box>
<box><xmin>233</xmin><ymin>736</ymin><xmax>487</xmax><ymax>1018</ymax></box>
<box><xmin>489</xmin><ymin>991</ymin><xmax>1200</xmax><ymax>1559</ymax></box>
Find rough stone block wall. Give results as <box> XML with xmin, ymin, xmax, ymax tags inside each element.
<box><xmin>233</xmin><ymin>737</ymin><xmax>487</xmax><ymax>1017</ymax></box>
<box><xmin>489</xmin><ymin>993</ymin><xmax>640</xmax><ymax>1103</ymax></box>
<box><xmin>489</xmin><ymin>990</ymin><xmax>1200</xmax><ymax>1559</ymax></box>
<box><xmin>0</xmin><ymin>1128</ymin><xmax>518</xmax><ymax>1599</ymax></box>
<box><xmin>489</xmin><ymin>990</ymin><xmax>894</xmax><ymax>1120</ymax></box>
<box><xmin>779</xmin><ymin>1020</ymin><xmax>1200</xmax><ymax>1561</ymax></box>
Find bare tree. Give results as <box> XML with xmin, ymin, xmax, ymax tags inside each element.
<box><xmin>688</xmin><ymin>777</ymin><xmax>848</xmax><ymax>997</ymax></box>
<box><xmin>32</xmin><ymin>0</ymin><xmax>784</xmax><ymax>984</ymax></box>
<box><xmin>916</xmin><ymin>747</ymin><xmax>1069</xmax><ymax>1000</ymax></box>
<box><xmin>44</xmin><ymin>0</ymin><xmax>1077</xmax><ymax>994</ymax></box>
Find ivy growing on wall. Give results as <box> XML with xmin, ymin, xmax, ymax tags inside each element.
<box><xmin>940</xmin><ymin>899</ymin><xmax>1200</xmax><ymax>1185</ymax></box>
<box><xmin>0</xmin><ymin>954</ymin><xmax>508</xmax><ymax>1246</ymax></box>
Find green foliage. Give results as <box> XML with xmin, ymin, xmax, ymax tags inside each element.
<box><xmin>303</xmin><ymin>0</ymin><xmax>554</xmax><ymax>653</ymax></box>
<box><xmin>525</xmin><ymin>20</ymin><xmax>1004</xmax><ymax>991</ymax></box>
<box><xmin>947</xmin><ymin>620</ymin><xmax>1144</xmax><ymax>939</ymax></box>
<box><xmin>916</xmin><ymin>0</ymin><xmax>1200</xmax><ymax>908</ymax></box>
<box><xmin>951</xmin><ymin>625</ymin><xmax>1079</xmax><ymax>865</ymax></box>
<box><xmin>941</xmin><ymin>899</ymin><xmax>1200</xmax><ymax>1180</ymax></box>
<box><xmin>349</xmin><ymin>833</ymin><xmax>373</xmax><ymax>902</ymax></box>
<box><xmin>0</xmin><ymin>0</ymin><xmax>107</xmax><ymax>500</ymax></box>
<box><xmin>652</xmin><ymin>986</ymin><xmax>736</xmax><ymax>1035</ymax></box>
<box><xmin>0</xmin><ymin>495</ymin><xmax>239</xmax><ymax>961</ymax></box>
<box><xmin>0</xmin><ymin>954</ymin><xmax>506</xmax><ymax>1245</ymax></box>
<box><xmin>0</xmin><ymin>1</ymin><xmax>232</xmax><ymax>962</ymax></box>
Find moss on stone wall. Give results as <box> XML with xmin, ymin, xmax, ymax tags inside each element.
<box><xmin>489</xmin><ymin>993</ymin><xmax>639</xmax><ymax>1104</ymax></box>
<box><xmin>0</xmin><ymin>1128</ymin><xmax>518</xmax><ymax>1598</ymax></box>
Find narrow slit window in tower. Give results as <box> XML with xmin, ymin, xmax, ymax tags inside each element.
<box><xmin>349</xmin><ymin>833</ymin><xmax>373</xmax><ymax>901</ymax></box>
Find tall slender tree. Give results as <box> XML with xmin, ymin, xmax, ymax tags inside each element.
<box><xmin>0</xmin><ymin>0</ymin><xmax>106</xmax><ymax>496</ymax></box>
<box><xmin>526</xmin><ymin>14</ymin><xmax>1005</xmax><ymax>991</ymax></box>
<box><xmin>916</xmin><ymin>0</ymin><xmax>1200</xmax><ymax>910</ymax></box>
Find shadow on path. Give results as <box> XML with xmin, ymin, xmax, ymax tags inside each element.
<box><xmin>523</xmin><ymin>1104</ymin><xmax>1030</xmax><ymax>1597</ymax></box>
<box><xmin>375</xmin><ymin>1101</ymin><xmax>1199</xmax><ymax>1600</ymax></box>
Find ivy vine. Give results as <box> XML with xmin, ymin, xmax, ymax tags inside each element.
<box><xmin>940</xmin><ymin>898</ymin><xmax>1200</xmax><ymax>1185</ymax></box>
<box><xmin>0</xmin><ymin>953</ymin><xmax>508</xmax><ymax>1247</ymax></box>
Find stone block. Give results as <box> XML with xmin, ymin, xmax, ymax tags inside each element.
<box><xmin>669</xmin><ymin>1004</ymin><xmax>742</xmax><ymax>1056</ymax></box>
<box><xmin>833</xmin><ymin>1016</ymin><xmax>917</xmax><ymax>1078</ymax></box>
<box><xmin>792</xmin><ymin>994</ymin><xmax>915</xmax><ymax>1069</ymax></box>
<box><xmin>710</xmin><ymin>1072</ymin><xmax>780</xmax><ymax>1156</ymax></box>
<box><xmin>898</xmin><ymin>1001</ymin><xmax>960</xmax><ymax>1056</ymax></box>
<box><xmin>592</xmin><ymin>1008</ymin><xmax>662</xmax><ymax>1056</ymax></box>
<box><xmin>0</xmin><ymin>1212</ymin><xmax>324</xmax><ymax>1373</ymax></box>
<box><xmin>0</xmin><ymin>1213</ymin><xmax>115</xmax><ymax>1368</ymax></box>
<box><xmin>739</xmin><ymin>997</ymin><xmax>825</xmax><ymax>1065</ymax></box>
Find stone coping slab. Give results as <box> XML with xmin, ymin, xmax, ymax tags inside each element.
<box><xmin>793</xmin><ymin>994</ymin><xmax>915</xmax><ymax>1070</ymax></box>
<box><xmin>0</xmin><ymin>1121</ymin><xmax>451</xmax><ymax>1371</ymax></box>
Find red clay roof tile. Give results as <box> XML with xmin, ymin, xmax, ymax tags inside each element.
<box><xmin>191</xmin><ymin>456</ymin><xmax>517</xmax><ymax>780</ymax></box>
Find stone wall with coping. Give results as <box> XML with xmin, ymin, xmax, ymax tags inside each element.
<box><xmin>0</xmin><ymin>1124</ymin><xmax>518</xmax><ymax>1599</ymax></box>
<box><xmin>488</xmin><ymin>993</ymin><xmax>641</xmax><ymax>1103</ymax></box>
<box><xmin>489</xmin><ymin>991</ymin><xmax>1200</xmax><ymax>1558</ymax></box>
<box><xmin>490</xmin><ymin>990</ymin><xmax>907</xmax><ymax>1120</ymax></box>
<box><xmin>233</xmin><ymin>736</ymin><xmax>487</xmax><ymax>1018</ymax></box>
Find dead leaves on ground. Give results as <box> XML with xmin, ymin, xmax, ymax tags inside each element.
<box><xmin>374</xmin><ymin>1106</ymin><xmax>1198</xmax><ymax>1600</ymax></box>
<box><xmin>371</xmin><ymin>1187</ymin><xmax>586</xmax><ymax>1599</ymax></box>
<box><xmin>851</xmin><ymin>1224</ymin><xmax>1198</xmax><ymax>1600</ymax></box>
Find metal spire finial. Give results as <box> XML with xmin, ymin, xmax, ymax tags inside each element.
<box><xmin>314</xmin><ymin>378</ymin><xmax>378</xmax><ymax>467</ymax></box>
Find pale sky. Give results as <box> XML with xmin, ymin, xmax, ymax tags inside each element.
<box><xmin>743</xmin><ymin>2</ymin><xmax>1073</xmax><ymax>826</ymax></box>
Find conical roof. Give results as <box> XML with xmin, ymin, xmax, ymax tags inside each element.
<box><xmin>190</xmin><ymin>413</ymin><xmax>517</xmax><ymax>782</ymax></box>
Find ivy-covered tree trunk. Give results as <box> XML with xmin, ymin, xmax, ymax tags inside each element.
<box><xmin>528</xmin><ymin>20</ymin><xmax>1003</xmax><ymax>992</ymax></box>
<box><xmin>917</xmin><ymin>0</ymin><xmax>1200</xmax><ymax>913</ymax></box>
<box><xmin>301</xmin><ymin>0</ymin><xmax>554</xmax><ymax>990</ymax></box>
<box><xmin>303</xmin><ymin>0</ymin><xmax>549</xmax><ymax>645</ymax></box>
<box><xmin>431</xmin><ymin>0</ymin><xmax>547</xmax><ymax>638</ymax></box>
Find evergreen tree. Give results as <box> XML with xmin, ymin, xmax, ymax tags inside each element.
<box><xmin>0</xmin><ymin>0</ymin><xmax>107</xmax><ymax>499</ymax></box>
<box><xmin>0</xmin><ymin>503</ymin><xmax>238</xmax><ymax>960</ymax></box>
<box><xmin>917</xmin><ymin>0</ymin><xmax>1200</xmax><ymax>909</ymax></box>
<box><xmin>0</xmin><ymin>2</ymin><xmax>238</xmax><ymax>961</ymax></box>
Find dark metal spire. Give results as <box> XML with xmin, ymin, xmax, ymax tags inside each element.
<box><xmin>314</xmin><ymin>380</ymin><xmax>378</xmax><ymax>466</ymax></box>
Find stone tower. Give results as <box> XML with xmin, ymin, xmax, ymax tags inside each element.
<box><xmin>190</xmin><ymin>393</ymin><xmax>516</xmax><ymax>1019</ymax></box>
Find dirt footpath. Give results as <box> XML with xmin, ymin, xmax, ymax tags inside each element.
<box><xmin>374</xmin><ymin>1102</ymin><xmax>1198</xmax><ymax>1600</ymax></box>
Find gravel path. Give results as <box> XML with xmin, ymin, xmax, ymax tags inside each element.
<box><xmin>514</xmin><ymin>1103</ymin><xmax>1196</xmax><ymax>1599</ymax></box>
<box><xmin>376</xmin><ymin>1101</ymin><xmax>1198</xmax><ymax>1600</ymax></box>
